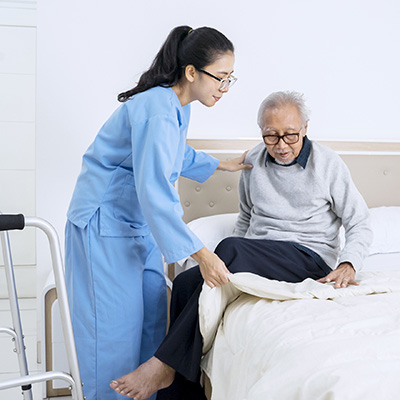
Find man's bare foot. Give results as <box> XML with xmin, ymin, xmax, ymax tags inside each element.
<box><xmin>109</xmin><ymin>356</ymin><xmax>175</xmax><ymax>399</ymax></box>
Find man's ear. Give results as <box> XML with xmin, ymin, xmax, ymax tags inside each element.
<box><xmin>303</xmin><ymin>121</ymin><xmax>309</xmax><ymax>136</ymax></box>
<box><xmin>184</xmin><ymin>65</ymin><xmax>196</xmax><ymax>83</ymax></box>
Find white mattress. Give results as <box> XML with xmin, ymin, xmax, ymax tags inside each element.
<box><xmin>200</xmin><ymin>257</ymin><xmax>400</xmax><ymax>400</ymax></box>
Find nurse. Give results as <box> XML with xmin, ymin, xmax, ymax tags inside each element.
<box><xmin>65</xmin><ymin>25</ymin><xmax>250</xmax><ymax>400</ymax></box>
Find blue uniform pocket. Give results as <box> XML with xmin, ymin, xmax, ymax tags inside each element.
<box><xmin>113</xmin><ymin>174</ymin><xmax>141</xmax><ymax>221</ymax></box>
<box><xmin>98</xmin><ymin>169</ymin><xmax>150</xmax><ymax>237</ymax></box>
<box><xmin>99</xmin><ymin>207</ymin><xmax>150</xmax><ymax>237</ymax></box>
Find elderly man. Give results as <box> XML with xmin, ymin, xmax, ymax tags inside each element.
<box><xmin>110</xmin><ymin>91</ymin><xmax>372</xmax><ymax>400</ymax></box>
<box><xmin>233</xmin><ymin>90</ymin><xmax>372</xmax><ymax>286</ymax></box>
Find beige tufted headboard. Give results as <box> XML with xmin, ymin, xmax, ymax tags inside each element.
<box><xmin>178</xmin><ymin>139</ymin><xmax>400</xmax><ymax>223</ymax></box>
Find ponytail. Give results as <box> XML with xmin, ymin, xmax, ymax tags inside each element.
<box><xmin>118</xmin><ymin>25</ymin><xmax>234</xmax><ymax>102</ymax></box>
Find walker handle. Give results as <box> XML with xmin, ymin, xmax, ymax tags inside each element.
<box><xmin>0</xmin><ymin>214</ymin><xmax>25</xmax><ymax>231</ymax></box>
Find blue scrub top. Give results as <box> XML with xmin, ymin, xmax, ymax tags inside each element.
<box><xmin>67</xmin><ymin>86</ymin><xmax>219</xmax><ymax>263</ymax></box>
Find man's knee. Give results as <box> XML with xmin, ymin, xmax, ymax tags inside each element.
<box><xmin>214</xmin><ymin>237</ymin><xmax>241</xmax><ymax>258</ymax></box>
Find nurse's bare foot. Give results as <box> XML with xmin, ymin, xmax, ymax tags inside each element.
<box><xmin>110</xmin><ymin>356</ymin><xmax>175</xmax><ymax>399</ymax></box>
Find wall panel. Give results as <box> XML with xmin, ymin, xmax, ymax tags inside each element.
<box><xmin>0</xmin><ymin>122</ymin><xmax>35</xmax><ymax>170</ymax></box>
<box><xmin>0</xmin><ymin>2</ymin><xmax>36</xmax><ymax>298</ymax></box>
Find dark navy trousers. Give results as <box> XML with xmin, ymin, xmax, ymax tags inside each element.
<box><xmin>156</xmin><ymin>237</ymin><xmax>331</xmax><ymax>399</ymax></box>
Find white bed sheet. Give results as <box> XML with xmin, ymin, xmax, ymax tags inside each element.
<box><xmin>200</xmin><ymin>268</ymin><xmax>400</xmax><ymax>400</ymax></box>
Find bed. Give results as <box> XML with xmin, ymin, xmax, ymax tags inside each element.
<box><xmin>173</xmin><ymin>139</ymin><xmax>400</xmax><ymax>400</ymax></box>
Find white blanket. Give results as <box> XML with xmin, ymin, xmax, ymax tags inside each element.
<box><xmin>199</xmin><ymin>271</ymin><xmax>400</xmax><ymax>400</ymax></box>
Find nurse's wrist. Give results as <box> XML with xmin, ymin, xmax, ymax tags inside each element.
<box><xmin>217</xmin><ymin>160</ymin><xmax>227</xmax><ymax>171</ymax></box>
<box><xmin>191</xmin><ymin>246</ymin><xmax>211</xmax><ymax>263</ymax></box>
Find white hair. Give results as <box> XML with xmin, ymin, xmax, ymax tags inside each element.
<box><xmin>257</xmin><ymin>91</ymin><xmax>311</xmax><ymax>128</ymax></box>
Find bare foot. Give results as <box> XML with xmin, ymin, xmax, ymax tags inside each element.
<box><xmin>109</xmin><ymin>356</ymin><xmax>175</xmax><ymax>399</ymax></box>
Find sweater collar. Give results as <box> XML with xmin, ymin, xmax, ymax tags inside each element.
<box><xmin>265</xmin><ymin>135</ymin><xmax>311</xmax><ymax>169</ymax></box>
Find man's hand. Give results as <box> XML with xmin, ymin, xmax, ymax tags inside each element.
<box><xmin>191</xmin><ymin>247</ymin><xmax>230</xmax><ymax>288</ymax></box>
<box><xmin>317</xmin><ymin>262</ymin><xmax>358</xmax><ymax>288</ymax></box>
<box><xmin>217</xmin><ymin>151</ymin><xmax>253</xmax><ymax>172</ymax></box>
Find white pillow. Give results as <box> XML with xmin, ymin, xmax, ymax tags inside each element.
<box><xmin>176</xmin><ymin>213</ymin><xmax>239</xmax><ymax>268</ymax></box>
<box><xmin>339</xmin><ymin>207</ymin><xmax>400</xmax><ymax>255</ymax></box>
<box><xmin>368</xmin><ymin>206</ymin><xmax>400</xmax><ymax>255</ymax></box>
<box><xmin>177</xmin><ymin>207</ymin><xmax>400</xmax><ymax>269</ymax></box>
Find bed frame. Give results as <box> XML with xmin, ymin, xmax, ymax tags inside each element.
<box><xmin>178</xmin><ymin>139</ymin><xmax>400</xmax><ymax>222</ymax></box>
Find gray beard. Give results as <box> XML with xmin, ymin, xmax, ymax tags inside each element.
<box><xmin>274</xmin><ymin>158</ymin><xmax>295</xmax><ymax>166</ymax></box>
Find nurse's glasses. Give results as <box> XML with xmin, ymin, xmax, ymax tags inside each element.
<box><xmin>198</xmin><ymin>69</ymin><xmax>237</xmax><ymax>91</ymax></box>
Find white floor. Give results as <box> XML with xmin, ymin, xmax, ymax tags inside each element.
<box><xmin>0</xmin><ymin>298</ymin><xmax>71</xmax><ymax>400</ymax></box>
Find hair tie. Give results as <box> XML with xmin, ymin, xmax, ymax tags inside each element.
<box><xmin>187</xmin><ymin>28</ymin><xmax>193</xmax><ymax>36</ymax></box>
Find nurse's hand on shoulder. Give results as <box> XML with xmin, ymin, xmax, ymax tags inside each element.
<box><xmin>217</xmin><ymin>151</ymin><xmax>253</xmax><ymax>172</ymax></box>
<box><xmin>191</xmin><ymin>247</ymin><xmax>230</xmax><ymax>288</ymax></box>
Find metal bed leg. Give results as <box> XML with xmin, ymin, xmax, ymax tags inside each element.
<box><xmin>0</xmin><ymin>214</ymin><xmax>84</xmax><ymax>400</ymax></box>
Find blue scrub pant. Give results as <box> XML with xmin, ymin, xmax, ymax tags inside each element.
<box><xmin>65</xmin><ymin>210</ymin><xmax>167</xmax><ymax>400</ymax></box>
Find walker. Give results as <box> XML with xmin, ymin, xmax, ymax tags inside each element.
<box><xmin>0</xmin><ymin>214</ymin><xmax>84</xmax><ymax>400</ymax></box>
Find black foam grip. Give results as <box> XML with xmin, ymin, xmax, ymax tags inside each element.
<box><xmin>0</xmin><ymin>214</ymin><xmax>25</xmax><ymax>231</ymax></box>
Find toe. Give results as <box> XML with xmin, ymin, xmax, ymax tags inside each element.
<box><xmin>110</xmin><ymin>380</ymin><xmax>121</xmax><ymax>393</ymax></box>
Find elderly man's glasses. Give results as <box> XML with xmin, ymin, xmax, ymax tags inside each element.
<box><xmin>262</xmin><ymin>128</ymin><xmax>303</xmax><ymax>146</ymax></box>
<box><xmin>198</xmin><ymin>69</ymin><xmax>237</xmax><ymax>91</ymax></box>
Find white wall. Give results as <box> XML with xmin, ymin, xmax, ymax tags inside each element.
<box><xmin>36</xmin><ymin>0</ymin><xmax>400</xmax><ymax>294</ymax></box>
<box><xmin>0</xmin><ymin>2</ymin><xmax>37</xmax><ymax>298</ymax></box>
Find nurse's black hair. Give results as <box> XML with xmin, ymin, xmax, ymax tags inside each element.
<box><xmin>117</xmin><ymin>26</ymin><xmax>234</xmax><ymax>102</ymax></box>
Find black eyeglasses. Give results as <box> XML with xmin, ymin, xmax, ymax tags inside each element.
<box><xmin>197</xmin><ymin>69</ymin><xmax>237</xmax><ymax>91</ymax></box>
<box><xmin>262</xmin><ymin>128</ymin><xmax>304</xmax><ymax>145</ymax></box>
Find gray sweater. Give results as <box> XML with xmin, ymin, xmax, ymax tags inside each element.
<box><xmin>233</xmin><ymin>140</ymin><xmax>372</xmax><ymax>271</ymax></box>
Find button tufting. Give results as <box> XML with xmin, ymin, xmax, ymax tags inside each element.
<box><xmin>184</xmin><ymin>201</ymin><xmax>190</xmax><ymax>207</ymax></box>
<box><xmin>209</xmin><ymin>201</ymin><xmax>215</xmax><ymax>207</ymax></box>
